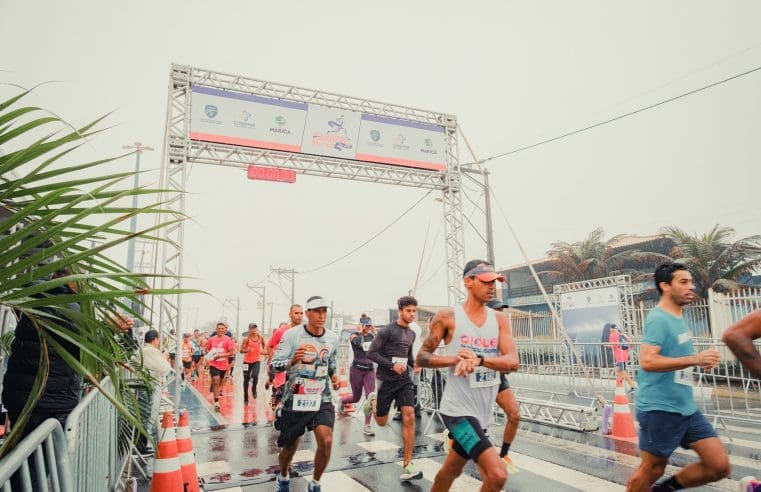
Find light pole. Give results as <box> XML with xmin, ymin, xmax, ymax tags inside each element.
<box><xmin>122</xmin><ymin>142</ymin><xmax>154</xmax><ymax>273</ymax></box>
<box><xmin>270</xmin><ymin>266</ymin><xmax>297</xmax><ymax>305</ymax></box>
<box><xmin>247</xmin><ymin>284</ymin><xmax>267</xmax><ymax>334</ymax></box>
<box><xmin>223</xmin><ymin>297</ymin><xmax>241</xmax><ymax>339</ymax></box>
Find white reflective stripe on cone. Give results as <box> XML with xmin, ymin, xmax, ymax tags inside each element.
<box><xmin>179</xmin><ymin>452</ymin><xmax>194</xmax><ymax>465</ymax></box>
<box><xmin>153</xmin><ymin>457</ymin><xmax>181</xmax><ymax>473</ymax></box>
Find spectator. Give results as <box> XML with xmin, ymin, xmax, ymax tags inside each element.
<box><xmin>136</xmin><ymin>329</ymin><xmax>171</xmax><ymax>454</ymax></box>
<box><xmin>2</xmin><ymin>269</ymin><xmax>82</xmax><ymax>441</ymax></box>
<box><xmin>608</xmin><ymin>324</ymin><xmax>636</xmax><ymax>392</ymax></box>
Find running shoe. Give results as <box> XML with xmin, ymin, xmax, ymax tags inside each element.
<box><xmin>363</xmin><ymin>392</ymin><xmax>376</xmax><ymax>417</ymax></box>
<box><xmin>400</xmin><ymin>462</ymin><xmax>423</xmax><ymax>481</ymax></box>
<box><xmin>275</xmin><ymin>475</ymin><xmax>290</xmax><ymax>492</ymax></box>
<box><xmin>740</xmin><ymin>476</ymin><xmax>761</xmax><ymax>491</ymax></box>
<box><xmin>501</xmin><ymin>453</ymin><xmax>520</xmax><ymax>474</ymax></box>
<box><xmin>307</xmin><ymin>480</ymin><xmax>321</xmax><ymax>492</ymax></box>
<box><xmin>363</xmin><ymin>424</ymin><xmax>375</xmax><ymax>436</ymax></box>
<box><xmin>243</xmin><ymin>398</ymin><xmax>249</xmax><ymax>405</ymax></box>
<box><xmin>214</xmin><ymin>402</ymin><xmax>220</xmax><ymax>411</ymax></box>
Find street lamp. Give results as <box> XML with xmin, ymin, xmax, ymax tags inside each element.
<box><xmin>122</xmin><ymin>142</ymin><xmax>154</xmax><ymax>273</ymax></box>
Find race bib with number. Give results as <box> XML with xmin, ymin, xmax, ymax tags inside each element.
<box><xmin>292</xmin><ymin>378</ymin><xmax>326</xmax><ymax>411</ymax></box>
<box><xmin>392</xmin><ymin>357</ymin><xmax>408</xmax><ymax>366</ymax></box>
<box><xmin>469</xmin><ymin>367</ymin><xmax>499</xmax><ymax>388</ymax></box>
<box><xmin>675</xmin><ymin>367</ymin><xmax>694</xmax><ymax>386</ymax></box>
<box><xmin>243</xmin><ymin>363</ymin><xmax>250</xmax><ymax>371</ymax></box>
<box><xmin>362</xmin><ymin>342</ymin><xmax>372</xmax><ymax>352</ymax></box>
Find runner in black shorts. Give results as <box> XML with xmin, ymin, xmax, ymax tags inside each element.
<box><xmin>366</xmin><ymin>296</ymin><xmax>423</xmax><ymax>481</ymax></box>
<box><xmin>488</xmin><ymin>299</ymin><xmax>521</xmax><ymax>474</ymax></box>
<box><xmin>270</xmin><ymin>296</ymin><xmax>340</xmax><ymax>492</ymax></box>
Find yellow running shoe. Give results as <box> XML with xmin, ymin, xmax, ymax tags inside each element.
<box><xmin>501</xmin><ymin>453</ymin><xmax>519</xmax><ymax>474</ymax></box>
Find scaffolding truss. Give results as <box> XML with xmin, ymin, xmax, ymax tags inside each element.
<box><xmin>156</xmin><ymin>63</ymin><xmax>467</xmax><ymax>340</ymax></box>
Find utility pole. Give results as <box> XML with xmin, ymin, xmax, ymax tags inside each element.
<box><xmin>270</xmin><ymin>266</ymin><xmax>297</xmax><ymax>305</ymax></box>
<box><xmin>224</xmin><ymin>297</ymin><xmax>241</xmax><ymax>338</ymax></box>
<box><xmin>267</xmin><ymin>302</ymin><xmax>275</xmax><ymax>331</ymax></box>
<box><xmin>483</xmin><ymin>168</ymin><xmax>495</xmax><ymax>266</ymax></box>
<box><xmin>122</xmin><ymin>142</ymin><xmax>154</xmax><ymax>273</ymax></box>
<box><xmin>247</xmin><ymin>284</ymin><xmax>266</xmax><ymax>334</ymax></box>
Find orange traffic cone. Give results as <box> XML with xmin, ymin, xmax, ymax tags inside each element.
<box><xmin>338</xmin><ymin>366</ymin><xmax>355</xmax><ymax>413</ymax></box>
<box><xmin>150</xmin><ymin>411</ymin><xmax>183</xmax><ymax>492</ymax></box>
<box><xmin>176</xmin><ymin>409</ymin><xmax>200</xmax><ymax>492</ymax></box>
<box><xmin>610</xmin><ymin>376</ymin><xmax>637</xmax><ymax>440</ymax></box>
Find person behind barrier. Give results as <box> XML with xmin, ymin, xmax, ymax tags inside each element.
<box><xmin>137</xmin><ymin>329</ymin><xmax>172</xmax><ymax>453</ymax></box>
<box><xmin>608</xmin><ymin>324</ymin><xmax>636</xmax><ymax>392</ymax></box>
<box><xmin>722</xmin><ymin>309</ymin><xmax>761</xmax><ymax>378</ymax></box>
<box><xmin>627</xmin><ymin>262</ymin><xmax>730</xmax><ymax>492</ymax></box>
<box><xmin>2</xmin><ymin>268</ymin><xmax>83</xmax><ymax>443</ymax></box>
<box><xmin>486</xmin><ymin>298</ymin><xmax>521</xmax><ymax>475</ymax></box>
<box><xmin>417</xmin><ymin>260</ymin><xmax>519</xmax><ymax>492</ymax></box>
<box><xmin>270</xmin><ymin>296</ymin><xmax>340</xmax><ymax>492</ymax></box>
<box><xmin>341</xmin><ymin>315</ymin><xmax>376</xmax><ymax>435</ymax></box>
<box><xmin>365</xmin><ymin>296</ymin><xmax>424</xmax><ymax>481</ymax></box>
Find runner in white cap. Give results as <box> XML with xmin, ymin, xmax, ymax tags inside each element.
<box><xmin>270</xmin><ymin>296</ymin><xmax>340</xmax><ymax>492</ymax></box>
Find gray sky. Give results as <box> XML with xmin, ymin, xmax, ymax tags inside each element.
<box><xmin>3</xmin><ymin>1</ymin><xmax>760</xmax><ymax>331</ymax></box>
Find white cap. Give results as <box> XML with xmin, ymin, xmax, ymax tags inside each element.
<box><xmin>305</xmin><ymin>296</ymin><xmax>329</xmax><ymax>310</ymax></box>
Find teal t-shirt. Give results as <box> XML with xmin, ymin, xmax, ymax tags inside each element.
<box><xmin>635</xmin><ymin>306</ymin><xmax>698</xmax><ymax>416</ymax></box>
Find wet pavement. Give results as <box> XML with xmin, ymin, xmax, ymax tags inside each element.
<box><xmin>140</xmin><ymin>366</ymin><xmax>761</xmax><ymax>491</ymax></box>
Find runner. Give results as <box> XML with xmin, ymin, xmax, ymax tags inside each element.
<box><xmin>241</xmin><ymin>322</ymin><xmax>266</xmax><ymax>405</ymax></box>
<box><xmin>486</xmin><ymin>299</ymin><xmax>520</xmax><ymax>474</ymax></box>
<box><xmin>226</xmin><ymin>336</ymin><xmax>237</xmax><ymax>384</ymax></box>
<box><xmin>365</xmin><ymin>296</ymin><xmax>424</xmax><ymax>481</ymax></box>
<box><xmin>205</xmin><ymin>322</ymin><xmax>235</xmax><ymax>411</ymax></box>
<box><xmin>341</xmin><ymin>315</ymin><xmax>376</xmax><ymax>435</ymax></box>
<box><xmin>266</xmin><ymin>304</ymin><xmax>304</xmax><ymax>410</ymax></box>
<box><xmin>416</xmin><ymin>259</ymin><xmax>519</xmax><ymax>492</ymax></box>
<box><xmin>180</xmin><ymin>333</ymin><xmax>193</xmax><ymax>385</ymax></box>
<box><xmin>191</xmin><ymin>329</ymin><xmax>203</xmax><ymax>380</ymax></box>
<box><xmin>626</xmin><ymin>262</ymin><xmax>730</xmax><ymax>492</ymax></box>
<box><xmin>609</xmin><ymin>323</ymin><xmax>636</xmax><ymax>392</ymax></box>
<box><xmin>722</xmin><ymin>309</ymin><xmax>761</xmax><ymax>378</ymax></box>
<box><xmin>270</xmin><ymin>296</ymin><xmax>340</xmax><ymax>492</ymax></box>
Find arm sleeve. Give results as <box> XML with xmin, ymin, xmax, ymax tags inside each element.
<box><xmin>270</xmin><ymin>330</ymin><xmax>294</xmax><ymax>373</ymax></box>
<box><xmin>407</xmin><ymin>332</ymin><xmax>415</xmax><ymax>366</ymax></box>
<box><xmin>328</xmin><ymin>344</ymin><xmax>338</xmax><ymax>378</ymax></box>
<box><xmin>367</xmin><ymin>329</ymin><xmax>394</xmax><ymax>370</ymax></box>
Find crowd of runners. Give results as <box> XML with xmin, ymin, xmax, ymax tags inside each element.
<box><xmin>171</xmin><ymin>259</ymin><xmax>761</xmax><ymax>492</ymax></box>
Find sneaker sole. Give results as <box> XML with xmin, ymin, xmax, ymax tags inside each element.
<box><xmin>400</xmin><ymin>471</ymin><xmax>423</xmax><ymax>481</ymax></box>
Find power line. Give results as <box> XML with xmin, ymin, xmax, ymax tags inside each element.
<box><xmin>467</xmin><ymin>63</ymin><xmax>761</xmax><ymax>166</ymax></box>
<box><xmin>301</xmin><ymin>190</ymin><xmax>434</xmax><ymax>274</ymax></box>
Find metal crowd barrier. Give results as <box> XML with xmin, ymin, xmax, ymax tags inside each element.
<box><xmin>0</xmin><ymin>418</ymin><xmax>73</xmax><ymax>491</ymax></box>
<box><xmin>64</xmin><ymin>376</ymin><xmax>126</xmax><ymax>492</ymax></box>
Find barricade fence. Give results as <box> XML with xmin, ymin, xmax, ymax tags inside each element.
<box><xmin>0</xmin><ymin>418</ymin><xmax>73</xmax><ymax>491</ymax></box>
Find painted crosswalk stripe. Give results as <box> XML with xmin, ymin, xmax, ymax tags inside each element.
<box><xmin>303</xmin><ymin>471</ymin><xmax>372</xmax><ymax>491</ymax></box>
<box><xmin>511</xmin><ymin>452</ymin><xmax>624</xmax><ymax>491</ymax></box>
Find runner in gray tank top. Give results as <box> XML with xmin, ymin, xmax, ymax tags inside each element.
<box><xmin>417</xmin><ymin>259</ymin><xmax>519</xmax><ymax>492</ymax></box>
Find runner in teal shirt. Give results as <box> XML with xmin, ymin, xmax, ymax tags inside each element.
<box><xmin>636</xmin><ymin>306</ymin><xmax>698</xmax><ymax>416</ymax></box>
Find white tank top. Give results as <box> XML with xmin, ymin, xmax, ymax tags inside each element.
<box><xmin>438</xmin><ymin>305</ymin><xmax>501</xmax><ymax>428</ymax></box>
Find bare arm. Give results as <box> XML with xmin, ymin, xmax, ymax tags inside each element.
<box><xmin>416</xmin><ymin>308</ymin><xmax>458</xmax><ymax>368</ymax></box>
<box><xmin>482</xmin><ymin>311</ymin><xmax>519</xmax><ymax>372</ymax></box>
<box><xmin>640</xmin><ymin>344</ymin><xmax>719</xmax><ymax>372</ymax></box>
<box><xmin>722</xmin><ymin>309</ymin><xmax>761</xmax><ymax>378</ymax></box>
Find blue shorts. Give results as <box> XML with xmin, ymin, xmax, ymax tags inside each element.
<box><xmin>616</xmin><ymin>362</ymin><xmax>627</xmax><ymax>371</ymax></box>
<box><xmin>636</xmin><ymin>410</ymin><xmax>717</xmax><ymax>458</ymax></box>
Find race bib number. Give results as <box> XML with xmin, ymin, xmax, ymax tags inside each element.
<box><xmin>315</xmin><ymin>366</ymin><xmax>328</xmax><ymax>377</ymax></box>
<box><xmin>243</xmin><ymin>363</ymin><xmax>250</xmax><ymax>371</ymax></box>
<box><xmin>293</xmin><ymin>378</ymin><xmax>325</xmax><ymax>411</ymax></box>
<box><xmin>362</xmin><ymin>342</ymin><xmax>372</xmax><ymax>352</ymax></box>
<box><xmin>675</xmin><ymin>368</ymin><xmax>694</xmax><ymax>386</ymax></box>
<box><xmin>292</xmin><ymin>394</ymin><xmax>321</xmax><ymax>411</ymax></box>
<box><xmin>392</xmin><ymin>357</ymin><xmax>408</xmax><ymax>366</ymax></box>
<box><xmin>469</xmin><ymin>367</ymin><xmax>498</xmax><ymax>388</ymax></box>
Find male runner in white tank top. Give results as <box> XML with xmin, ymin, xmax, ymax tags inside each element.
<box><xmin>417</xmin><ymin>259</ymin><xmax>519</xmax><ymax>492</ymax></box>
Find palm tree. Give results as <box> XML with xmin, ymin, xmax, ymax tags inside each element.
<box><xmin>0</xmin><ymin>87</ymin><xmax>195</xmax><ymax>455</ymax></box>
<box><xmin>662</xmin><ymin>225</ymin><xmax>761</xmax><ymax>298</ymax></box>
<box><xmin>542</xmin><ymin>228</ymin><xmax>659</xmax><ymax>282</ymax></box>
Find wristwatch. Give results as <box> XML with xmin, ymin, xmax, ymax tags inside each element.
<box><xmin>477</xmin><ymin>355</ymin><xmax>484</xmax><ymax>367</ymax></box>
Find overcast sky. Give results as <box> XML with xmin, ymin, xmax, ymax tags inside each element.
<box><xmin>3</xmin><ymin>1</ymin><xmax>760</xmax><ymax>332</ymax></box>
